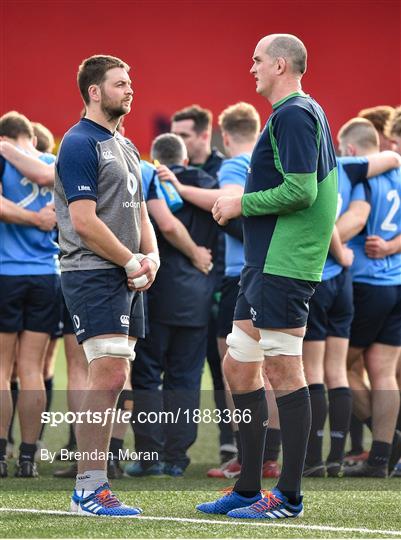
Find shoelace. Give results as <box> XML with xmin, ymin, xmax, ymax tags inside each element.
<box><xmin>251</xmin><ymin>491</ymin><xmax>282</xmax><ymax>513</ymax></box>
<box><xmin>95</xmin><ymin>488</ymin><xmax>121</xmax><ymax>508</ymax></box>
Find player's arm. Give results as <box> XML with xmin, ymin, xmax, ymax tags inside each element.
<box><xmin>365</xmin><ymin>233</ymin><xmax>401</xmax><ymax>258</ymax></box>
<box><xmin>147</xmin><ymin>197</ymin><xmax>212</xmax><ymax>274</ymax></box>
<box><xmin>132</xmin><ymin>201</ymin><xmax>160</xmax><ymax>291</ymax></box>
<box><xmin>0</xmin><ymin>141</ymin><xmax>54</xmax><ymax>186</ymax></box>
<box><xmin>366</xmin><ymin>151</ymin><xmax>401</xmax><ymax>177</ymax></box>
<box><xmin>68</xmin><ymin>199</ymin><xmax>133</xmax><ymax>265</ymax></box>
<box><xmin>329</xmin><ymin>224</ymin><xmax>354</xmax><ymax>267</ymax></box>
<box><xmin>336</xmin><ymin>200</ymin><xmax>371</xmax><ymax>242</ymax></box>
<box><xmin>156</xmin><ymin>164</ymin><xmax>243</xmax><ymax>211</ymax></box>
<box><xmin>0</xmin><ymin>194</ymin><xmax>56</xmax><ymax>230</ymax></box>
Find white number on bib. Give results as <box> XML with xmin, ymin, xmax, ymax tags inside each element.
<box><xmin>381</xmin><ymin>190</ymin><xmax>400</xmax><ymax>232</ymax></box>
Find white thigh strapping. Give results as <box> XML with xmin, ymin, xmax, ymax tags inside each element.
<box><xmin>83</xmin><ymin>336</ymin><xmax>133</xmax><ymax>363</ymax></box>
<box><xmin>259</xmin><ymin>329</ymin><xmax>303</xmax><ymax>357</ymax></box>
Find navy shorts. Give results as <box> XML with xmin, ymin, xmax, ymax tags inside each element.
<box><xmin>61</xmin><ymin>268</ymin><xmax>145</xmax><ymax>344</ymax></box>
<box><xmin>350</xmin><ymin>282</ymin><xmax>401</xmax><ymax>347</ymax></box>
<box><xmin>0</xmin><ymin>274</ymin><xmax>61</xmax><ymax>334</ymax></box>
<box><xmin>51</xmin><ymin>294</ymin><xmax>75</xmax><ymax>339</ymax></box>
<box><xmin>304</xmin><ymin>269</ymin><xmax>354</xmax><ymax>341</ymax></box>
<box><xmin>217</xmin><ymin>276</ymin><xmax>240</xmax><ymax>338</ymax></box>
<box><xmin>234</xmin><ymin>267</ymin><xmax>317</xmax><ymax>329</ymax></box>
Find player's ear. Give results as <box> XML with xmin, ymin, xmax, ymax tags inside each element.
<box><xmin>276</xmin><ymin>57</ymin><xmax>286</xmax><ymax>75</ymax></box>
<box><xmin>183</xmin><ymin>157</ymin><xmax>189</xmax><ymax>166</ymax></box>
<box><xmin>88</xmin><ymin>84</ymin><xmax>101</xmax><ymax>103</ymax></box>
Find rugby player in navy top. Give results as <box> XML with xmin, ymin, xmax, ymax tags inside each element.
<box><xmin>0</xmin><ymin>112</ymin><xmax>59</xmax><ymax>479</ymax></box>
<box><xmin>197</xmin><ymin>34</ymin><xmax>338</xmax><ymax>520</ymax></box>
<box><xmin>335</xmin><ymin>118</ymin><xmax>401</xmax><ymax>478</ymax></box>
<box><xmin>54</xmin><ymin>55</ymin><xmax>159</xmax><ymax>517</ymax></box>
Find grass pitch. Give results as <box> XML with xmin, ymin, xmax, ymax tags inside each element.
<box><xmin>1</xmin><ymin>341</ymin><xmax>400</xmax><ymax>538</ymax></box>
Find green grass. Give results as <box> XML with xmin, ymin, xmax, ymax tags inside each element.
<box><xmin>1</xmin><ymin>341</ymin><xmax>400</xmax><ymax>538</ymax></box>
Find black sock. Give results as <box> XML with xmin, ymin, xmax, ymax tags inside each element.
<box><xmin>305</xmin><ymin>384</ymin><xmax>326</xmax><ymax>466</ymax></box>
<box><xmin>349</xmin><ymin>414</ymin><xmax>364</xmax><ymax>454</ymax></box>
<box><xmin>327</xmin><ymin>387</ymin><xmax>352</xmax><ymax>463</ymax></box>
<box><xmin>39</xmin><ymin>377</ymin><xmax>54</xmax><ymax>440</ymax></box>
<box><xmin>264</xmin><ymin>428</ymin><xmax>281</xmax><ymax>462</ymax></box>
<box><xmin>19</xmin><ymin>442</ymin><xmax>37</xmax><ymax>463</ymax></box>
<box><xmin>233</xmin><ymin>388</ymin><xmax>268</xmax><ymax>497</ymax></box>
<box><xmin>364</xmin><ymin>417</ymin><xmax>372</xmax><ymax>431</ymax></box>
<box><xmin>235</xmin><ymin>431</ymin><xmax>242</xmax><ymax>465</ymax></box>
<box><xmin>276</xmin><ymin>387</ymin><xmax>311</xmax><ymax>504</ymax></box>
<box><xmin>7</xmin><ymin>380</ymin><xmax>19</xmax><ymax>444</ymax></box>
<box><xmin>109</xmin><ymin>437</ymin><xmax>123</xmax><ymax>462</ymax></box>
<box><xmin>0</xmin><ymin>438</ymin><xmax>7</xmax><ymax>461</ymax></box>
<box><xmin>67</xmin><ymin>424</ymin><xmax>77</xmax><ymax>448</ymax></box>
<box><xmin>397</xmin><ymin>393</ymin><xmax>401</xmax><ymax>432</ymax></box>
<box><xmin>368</xmin><ymin>440</ymin><xmax>391</xmax><ymax>467</ymax></box>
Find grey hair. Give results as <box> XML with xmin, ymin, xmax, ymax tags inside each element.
<box><xmin>266</xmin><ymin>34</ymin><xmax>307</xmax><ymax>74</ymax></box>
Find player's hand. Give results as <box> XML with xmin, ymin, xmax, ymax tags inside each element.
<box><xmin>127</xmin><ymin>257</ymin><xmax>158</xmax><ymax>292</ymax></box>
<box><xmin>365</xmin><ymin>235</ymin><xmax>390</xmax><ymax>258</ymax></box>
<box><xmin>212</xmin><ymin>195</ymin><xmax>242</xmax><ymax>226</ymax></box>
<box><xmin>191</xmin><ymin>246</ymin><xmax>213</xmax><ymax>274</ymax></box>
<box><xmin>35</xmin><ymin>203</ymin><xmax>57</xmax><ymax>231</ymax></box>
<box><xmin>339</xmin><ymin>246</ymin><xmax>354</xmax><ymax>267</ymax></box>
<box><xmin>156</xmin><ymin>164</ymin><xmax>182</xmax><ymax>191</ymax></box>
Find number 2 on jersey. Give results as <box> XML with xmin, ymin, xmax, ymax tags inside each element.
<box><xmin>381</xmin><ymin>190</ymin><xmax>400</xmax><ymax>232</ymax></box>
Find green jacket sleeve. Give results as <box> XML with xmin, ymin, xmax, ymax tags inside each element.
<box><xmin>241</xmin><ymin>171</ymin><xmax>318</xmax><ymax>217</ymax></box>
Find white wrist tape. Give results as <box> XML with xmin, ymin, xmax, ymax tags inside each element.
<box><xmin>124</xmin><ymin>254</ymin><xmax>149</xmax><ymax>288</ymax></box>
<box><xmin>144</xmin><ymin>251</ymin><xmax>160</xmax><ymax>271</ymax></box>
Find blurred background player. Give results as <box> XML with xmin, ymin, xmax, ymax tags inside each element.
<box><xmin>336</xmin><ymin>118</ymin><xmax>401</xmax><ymax>478</ymax></box>
<box><xmin>171</xmin><ymin>105</ymin><xmax>234</xmax><ymax>465</ymax></box>
<box><xmin>303</xmin><ymin>142</ymin><xmax>401</xmax><ymax>477</ymax></box>
<box><xmin>0</xmin><ymin>111</ymin><xmax>59</xmax><ymax>478</ymax></box>
<box><xmin>127</xmin><ymin>133</ymin><xmax>219</xmax><ymax>477</ymax></box>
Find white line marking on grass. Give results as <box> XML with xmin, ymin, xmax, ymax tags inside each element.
<box><xmin>1</xmin><ymin>507</ymin><xmax>401</xmax><ymax>537</ymax></box>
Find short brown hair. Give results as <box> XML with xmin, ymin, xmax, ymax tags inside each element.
<box><xmin>77</xmin><ymin>54</ymin><xmax>130</xmax><ymax>105</ymax></box>
<box><xmin>32</xmin><ymin>122</ymin><xmax>55</xmax><ymax>153</ymax></box>
<box><xmin>218</xmin><ymin>102</ymin><xmax>260</xmax><ymax>142</ymax></box>
<box><xmin>338</xmin><ymin>117</ymin><xmax>379</xmax><ymax>150</ymax></box>
<box><xmin>171</xmin><ymin>105</ymin><xmax>212</xmax><ymax>134</ymax></box>
<box><xmin>358</xmin><ymin>105</ymin><xmax>395</xmax><ymax>135</ymax></box>
<box><xmin>0</xmin><ymin>111</ymin><xmax>33</xmax><ymax>139</ymax></box>
<box><xmin>385</xmin><ymin>106</ymin><xmax>401</xmax><ymax>138</ymax></box>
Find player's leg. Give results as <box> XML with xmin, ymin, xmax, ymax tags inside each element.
<box><xmin>324</xmin><ymin>270</ymin><xmax>354</xmax><ymax>475</ymax></box>
<box><xmin>163</xmin><ymin>324</ymin><xmax>208</xmax><ymax>476</ymax></box>
<box><xmin>0</xmin><ymin>275</ymin><xmax>25</xmax><ymax>476</ymax></box>
<box><xmin>302</xmin><ymin>280</ymin><xmax>330</xmax><ymax>476</ymax></box>
<box><xmin>63</xmin><ymin>268</ymin><xmax>143</xmax><ymax>516</ymax></box>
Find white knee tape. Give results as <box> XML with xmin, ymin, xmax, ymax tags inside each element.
<box><xmin>226</xmin><ymin>325</ymin><xmax>264</xmax><ymax>363</ymax></box>
<box><xmin>259</xmin><ymin>329</ymin><xmax>303</xmax><ymax>357</ymax></box>
<box><xmin>128</xmin><ymin>338</ymin><xmax>137</xmax><ymax>362</ymax></box>
<box><xmin>83</xmin><ymin>337</ymin><xmax>133</xmax><ymax>363</ymax></box>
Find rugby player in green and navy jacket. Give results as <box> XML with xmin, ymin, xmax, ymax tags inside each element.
<box><xmin>198</xmin><ymin>34</ymin><xmax>337</xmax><ymax>521</ymax></box>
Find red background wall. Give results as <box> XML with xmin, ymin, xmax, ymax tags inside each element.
<box><xmin>2</xmin><ymin>0</ymin><xmax>400</xmax><ymax>153</ymax></box>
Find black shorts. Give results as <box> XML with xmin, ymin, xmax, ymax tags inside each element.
<box><xmin>0</xmin><ymin>274</ymin><xmax>61</xmax><ymax>334</ymax></box>
<box><xmin>234</xmin><ymin>267</ymin><xmax>317</xmax><ymax>329</ymax></box>
<box><xmin>304</xmin><ymin>269</ymin><xmax>354</xmax><ymax>341</ymax></box>
<box><xmin>350</xmin><ymin>282</ymin><xmax>401</xmax><ymax>348</ymax></box>
<box><xmin>61</xmin><ymin>268</ymin><xmax>145</xmax><ymax>344</ymax></box>
<box><xmin>51</xmin><ymin>294</ymin><xmax>75</xmax><ymax>339</ymax></box>
<box><xmin>217</xmin><ymin>276</ymin><xmax>240</xmax><ymax>338</ymax></box>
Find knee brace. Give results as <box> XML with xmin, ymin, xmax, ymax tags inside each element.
<box><xmin>226</xmin><ymin>325</ymin><xmax>264</xmax><ymax>363</ymax></box>
<box><xmin>259</xmin><ymin>329</ymin><xmax>303</xmax><ymax>357</ymax></box>
<box><xmin>82</xmin><ymin>336</ymin><xmax>134</xmax><ymax>363</ymax></box>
